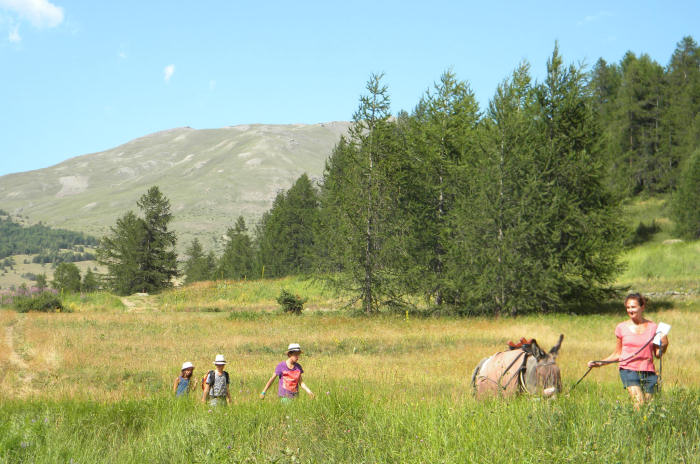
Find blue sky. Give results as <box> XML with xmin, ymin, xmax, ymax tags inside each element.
<box><xmin>1</xmin><ymin>0</ymin><xmax>698</xmax><ymax>176</ymax></box>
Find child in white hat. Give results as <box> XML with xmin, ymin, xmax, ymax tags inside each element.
<box><xmin>173</xmin><ymin>361</ymin><xmax>195</xmax><ymax>397</ymax></box>
<box><xmin>201</xmin><ymin>354</ymin><xmax>231</xmax><ymax>406</ymax></box>
<box><xmin>260</xmin><ymin>343</ymin><xmax>314</xmax><ymax>402</ymax></box>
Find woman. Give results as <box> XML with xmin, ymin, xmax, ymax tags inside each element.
<box><xmin>588</xmin><ymin>293</ymin><xmax>669</xmax><ymax>408</ymax></box>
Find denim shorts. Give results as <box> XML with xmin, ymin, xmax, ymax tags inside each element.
<box><xmin>619</xmin><ymin>369</ymin><xmax>658</xmax><ymax>393</ymax></box>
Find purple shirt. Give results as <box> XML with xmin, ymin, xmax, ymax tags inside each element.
<box><xmin>275</xmin><ymin>361</ymin><xmax>303</xmax><ymax>398</ymax></box>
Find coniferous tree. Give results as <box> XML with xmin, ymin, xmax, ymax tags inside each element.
<box><xmin>136</xmin><ymin>186</ymin><xmax>179</xmax><ymax>291</ymax></box>
<box><xmin>97</xmin><ymin>186</ymin><xmax>178</xmax><ymax>295</ymax></box>
<box><xmin>184</xmin><ymin>238</ymin><xmax>212</xmax><ymax>284</ymax></box>
<box><xmin>217</xmin><ymin>216</ymin><xmax>254</xmax><ymax>280</ymax></box>
<box><xmin>52</xmin><ymin>262</ymin><xmax>81</xmax><ymax>293</ymax></box>
<box><xmin>608</xmin><ymin>52</ymin><xmax>666</xmax><ymax>194</ymax></box>
<box><xmin>533</xmin><ymin>46</ymin><xmax>625</xmax><ymax>305</ymax></box>
<box><xmin>671</xmin><ymin>148</ymin><xmax>700</xmax><ymax>239</ymax></box>
<box><xmin>402</xmin><ymin>70</ymin><xmax>480</xmax><ymax>305</ymax></box>
<box><xmin>318</xmin><ymin>73</ymin><xmax>404</xmax><ymax>312</ymax></box>
<box><xmin>97</xmin><ymin>211</ymin><xmax>148</xmax><ymax>295</ymax></box>
<box><xmin>256</xmin><ymin>174</ymin><xmax>320</xmax><ymax>277</ymax></box>
<box><xmin>81</xmin><ymin>268</ymin><xmax>99</xmax><ymax>292</ymax></box>
<box><xmin>449</xmin><ymin>63</ymin><xmax>545</xmax><ymax>314</ymax></box>
<box><xmin>662</xmin><ymin>36</ymin><xmax>700</xmax><ymax>189</ymax></box>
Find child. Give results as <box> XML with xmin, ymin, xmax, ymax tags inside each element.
<box><xmin>201</xmin><ymin>354</ymin><xmax>232</xmax><ymax>406</ymax></box>
<box><xmin>260</xmin><ymin>343</ymin><xmax>314</xmax><ymax>402</ymax></box>
<box><xmin>173</xmin><ymin>361</ymin><xmax>195</xmax><ymax>397</ymax></box>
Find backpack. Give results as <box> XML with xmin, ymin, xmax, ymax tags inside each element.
<box><xmin>201</xmin><ymin>370</ymin><xmax>230</xmax><ymax>390</ymax></box>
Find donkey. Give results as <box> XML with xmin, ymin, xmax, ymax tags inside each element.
<box><xmin>471</xmin><ymin>335</ymin><xmax>564</xmax><ymax>399</ymax></box>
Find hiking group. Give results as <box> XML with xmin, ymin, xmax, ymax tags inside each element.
<box><xmin>173</xmin><ymin>343</ymin><xmax>314</xmax><ymax>406</ymax></box>
<box><xmin>173</xmin><ymin>293</ymin><xmax>670</xmax><ymax>409</ymax></box>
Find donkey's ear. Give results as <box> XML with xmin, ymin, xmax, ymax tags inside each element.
<box><xmin>549</xmin><ymin>334</ymin><xmax>564</xmax><ymax>357</ymax></box>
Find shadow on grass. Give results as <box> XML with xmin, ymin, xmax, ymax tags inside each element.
<box><xmin>568</xmin><ymin>299</ymin><xmax>675</xmax><ymax>316</ymax></box>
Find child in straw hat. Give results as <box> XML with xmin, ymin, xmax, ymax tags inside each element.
<box><xmin>201</xmin><ymin>354</ymin><xmax>231</xmax><ymax>406</ymax></box>
<box><xmin>173</xmin><ymin>361</ymin><xmax>195</xmax><ymax>397</ymax></box>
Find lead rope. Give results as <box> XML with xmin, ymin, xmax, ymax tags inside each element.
<box><xmin>568</xmin><ymin>331</ymin><xmax>661</xmax><ymax>394</ymax></box>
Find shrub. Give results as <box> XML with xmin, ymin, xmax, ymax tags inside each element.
<box><xmin>625</xmin><ymin>220</ymin><xmax>661</xmax><ymax>246</ymax></box>
<box><xmin>276</xmin><ymin>289</ymin><xmax>306</xmax><ymax>315</ymax></box>
<box><xmin>15</xmin><ymin>292</ymin><xmax>65</xmax><ymax>313</ymax></box>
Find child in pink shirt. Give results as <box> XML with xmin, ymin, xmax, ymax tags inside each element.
<box><xmin>260</xmin><ymin>343</ymin><xmax>315</xmax><ymax>402</ymax></box>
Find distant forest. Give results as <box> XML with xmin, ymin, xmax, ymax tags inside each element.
<box><xmin>0</xmin><ymin>211</ymin><xmax>98</xmax><ymax>261</ymax></box>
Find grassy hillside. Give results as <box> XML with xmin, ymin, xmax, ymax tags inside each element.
<box><xmin>616</xmin><ymin>195</ymin><xmax>700</xmax><ymax>293</ymax></box>
<box><xmin>0</xmin><ymin>122</ymin><xmax>349</xmax><ymax>253</ymax></box>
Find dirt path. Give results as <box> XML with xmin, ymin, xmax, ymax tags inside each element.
<box><xmin>120</xmin><ymin>293</ymin><xmax>158</xmax><ymax>312</ymax></box>
<box><xmin>5</xmin><ymin>318</ymin><xmax>36</xmax><ymax>396</ymax></box>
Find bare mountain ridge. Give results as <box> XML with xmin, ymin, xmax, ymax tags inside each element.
<box><xmin>0</xmin><ymin>122</ymin><xmax>350</xmax><ymax>251</ymax></box>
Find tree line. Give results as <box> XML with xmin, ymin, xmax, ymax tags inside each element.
<box><xmin>97</xmin><ymin>40</ymin><xmax>699</xmax><ymax>315</ymax></box>
<box><xmin>0</xmin><ymin>215</ymin><xmax>98</xmax><ymax>260</ymax></box>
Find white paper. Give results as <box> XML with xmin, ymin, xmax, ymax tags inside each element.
<box><xmin>653</xmin><ymin>322</ymin><xmax>671</xmax><ymax>345</ymax></box>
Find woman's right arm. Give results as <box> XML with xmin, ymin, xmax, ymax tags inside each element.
<box><xmin>173</xmin><ymin>377</ymin><xmax>179</xmax><ymax>393</ymax></box>
<box><xmin>588</xmin><ymin>337</ymin><xmax>622</xmax><ymax>367</ymax></box>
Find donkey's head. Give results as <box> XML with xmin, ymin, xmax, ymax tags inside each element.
<box><xmin>536</xmin><ymin>334</ymin><xmax>564</xmax><ymax>397</ymax></box>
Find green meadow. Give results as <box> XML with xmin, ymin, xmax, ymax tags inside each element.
<box><xmin>1</xmin><ymin>197</ymin><xmax>699</xmax><ymax>463</ymax></box>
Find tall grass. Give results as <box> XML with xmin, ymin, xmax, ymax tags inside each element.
<box><xmin>617</xmin><ymin>241</ymin><xmax>700</xmax><ymax>292</ymax></box>
<box><xmin>1</xmin><ymin>387</ymin><xmax>698</xmax><ymax>463</ymax></box>
<box><xmin>61</xmin><ymin>292</ymin><xmax>126</xmax><ymax>312</ymax></box>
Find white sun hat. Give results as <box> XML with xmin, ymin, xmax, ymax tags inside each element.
<box><xmin>213</xmin><ymin>354</ymin><xmax>227</xmax><ymax>365</ymax></box>
<box><xmin>181</xmin><ymin>361</ymin><xmax>194</xmax><ymax>370</ymax></box>
<box><xmin>286</xmin><ymin>343</ymin><xmax>302</xmax><ymax>353</ymax></box>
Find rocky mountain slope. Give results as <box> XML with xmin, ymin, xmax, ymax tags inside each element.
<box><xmin>0</xmin><ymin>122</ymin><xmax>349</xmax><ymax>251</ymax></box>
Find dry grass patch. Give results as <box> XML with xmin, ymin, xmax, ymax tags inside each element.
<box><xmin>3</xmin><ymin>302</ymin><xmax>698</xmax><ymax>401</ymax></box>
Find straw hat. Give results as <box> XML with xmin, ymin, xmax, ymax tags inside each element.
<box><xmin>286</xmin><ymin>343</ymin><xmax>302</xmax><ymax>353</ymax></box>
<box><xmin>213</xmin><ymin>354</ymin><xmax>227</xmax><ymax>365</ymax></box>
<box><xmin>181</xmin><ymin>361</ymin><xmax>194</xmax><ymax>370</ymax></box>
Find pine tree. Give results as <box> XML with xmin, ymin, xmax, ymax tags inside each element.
<box><xmin>402</xmin><ymin>70</ymin><xmax>480</xmax><ymax>305</ymax></box>
<box><xmin>609</xmin><ymin>52</ymin><xmax>666</xmax><ymax>194</ymax></box>
<box><xmin>671</xmin><ymin>148</ymin><xmax>700</xmax><ymax>239</ymax></box>
<box><xmin>81</xmin><ymin>268</ymin><xmax>99</xmax><ymax>292</ymax></box>
<box><xmin>52</xmin><ymin>262</ymin><xmax>81</xmax><ymax>293</ymax></box>
<box><xmin>183</xmin><ymin>238</ymin><xmax>212</xmax><ymax>284</ymax></box>
<box><xmin>448</xmin><ymin>63</ymin><xmax>545</xmax><ymax>314</ymax></box>
<box><xmin>97</xmin><ymin>210</ymin><xmax>148</xmax><ymax>295</ymax></box>
<box><xmin>256</xmin><ymin>174</ymin><xmax>320</xmax><ymax>277</ymax></box>
<box><xmin>97</xmin><ymin>186</ymin><xmax>178</xmax><ymax>295</ymax></box>
<box><xmin>136</xmin><ymin>186</ymin><xmax>179</xmax><ymax>291</ymax></box>
<box><xmin>217</xmin><ymin>216</ymin><xmax>254</xmax><ymax>280</ymax></box>
<box><xmin>533</xmin><ymin>45</ymin><xmax>625</xmax><ymax>305</ymax></box>
<box><xmin>318</xmin><ymin>73</ymin><xmax>404</xmax><ymax>312</ymax></box>
<box><xmin>662</xmin><ymin>36</ymin><xmax>700</xmax><ymax>189</ymax></box>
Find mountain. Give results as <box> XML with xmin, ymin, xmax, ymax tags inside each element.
<box><xmin>0</xmin><ymin>122</ymin><xmax>350</xmax><ymax>251</ymax></box>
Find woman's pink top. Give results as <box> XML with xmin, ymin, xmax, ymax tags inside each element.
<box><xmin>615</xmin><ymin>321</ymin><xmax>658</xmax><ymax>372</ymax></box>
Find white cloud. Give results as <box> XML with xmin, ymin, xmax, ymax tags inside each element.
<box><xmin>8</xmin><ymin>22</ymin><xmax>20</xmax><ymax>41</ymax></box>
<box><xmin>209</xmin><ymin>80</ymin><xmax>216</xmax><ymax>91</ymax></box>
<box><xmin>118</xmin><ymin>51</ymin><xmax>126</xmax><ymax>59</ymax></box>
<box><xmin>0</xmin><ymin>0</ymin><xmax>64</xmax><ymax>28</ymax></box>
<box><xmin>164</xmin><ymin>64</ymin><xmax>175</xmax><ymax>83</ymax></box>
<box><xmin>578</xmin><ymin>11</ymin><xmax>613</xmax><ymax>26</ymax></box>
